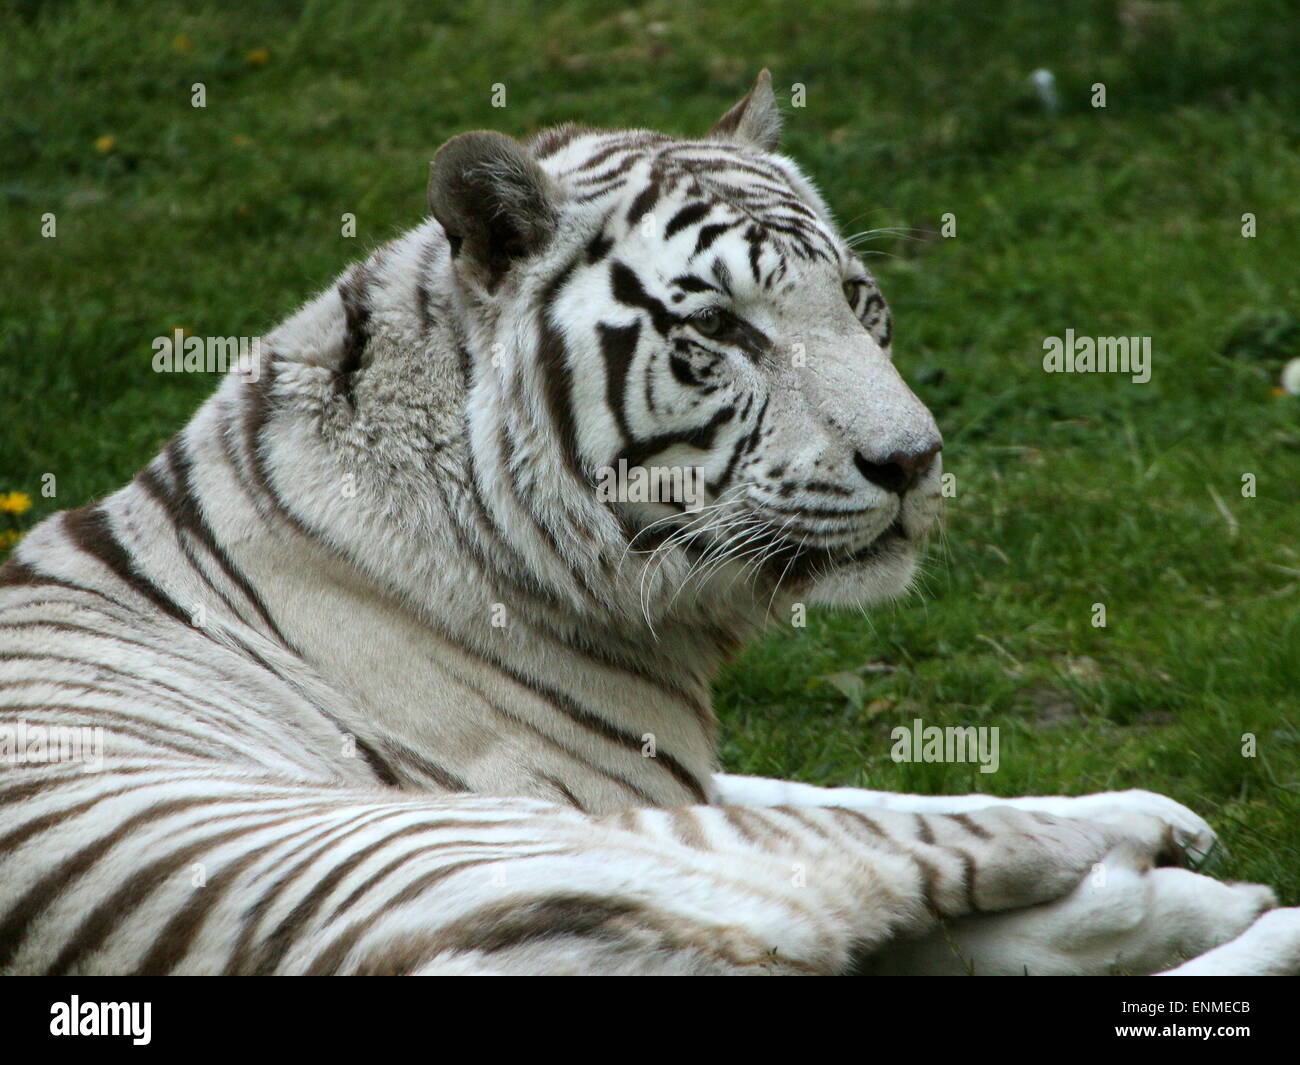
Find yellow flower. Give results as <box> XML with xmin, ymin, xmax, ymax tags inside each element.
<box><xmin>172</xmin><ymin>33</ymin><xmax>193</xmax><ymax>54</ymax></box>
<box><xmin>0</xmin><ymin>530</ymin><xmax>23</xmax><ymax>551</ymax></box>
<box><xmin>94</xmin><ymin>135</ymin><xmax>116</xmax><ymax>154</ymax></box>
<box><xmin>0</xmin><ymin>491</ymin><xmax>32</xmax><ymax>515</ymax></box>
<box><xmin>246</xmin><ymin>48</ymin><xmax>270</xmax><ymax>67</ymax></box>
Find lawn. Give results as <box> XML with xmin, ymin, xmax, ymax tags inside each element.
<box><xmin>1</xmin><ymin>0</ymin><xmax>1296</xmax><ymax>898</ymax></box>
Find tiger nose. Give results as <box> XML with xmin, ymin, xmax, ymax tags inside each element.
<box><xmin>853</xmin><ymin>440</ymin><xmax>942</xmax><ymax>495</ymax></box>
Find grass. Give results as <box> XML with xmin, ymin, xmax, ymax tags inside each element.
<box><xmin>1</xmin><ymin>0</ymin><xmax>1297</xmax><ymax>899</ymax></box>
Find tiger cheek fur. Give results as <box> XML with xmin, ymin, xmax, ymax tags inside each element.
<box><xmin>1</xmin><ymin>70</ymin><xmax>1295</xmax><ymax>977</ymax></box>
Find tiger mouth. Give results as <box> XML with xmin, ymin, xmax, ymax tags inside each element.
<box><xmin>757</xmin><ymin>521</ymin><xmax>911</xmax><ymax>584</ymax></box>
<box><xmin>623</xmin><ymin>512</ymin><xmax>911</xmax><ymax>587</ymax></box>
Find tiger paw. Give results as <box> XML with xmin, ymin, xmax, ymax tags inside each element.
<box><xmin>1059</xmin><ymin>789</ymin><xmax>1219</xmax><ymax>869</ymax></box>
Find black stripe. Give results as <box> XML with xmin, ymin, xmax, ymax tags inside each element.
<box><xmin>954</xmin><ymin>847</ymin><xmax>980</xmax><ymax>913</ymax></box>
<box><xmin>711</xmin><ymin>257</ymin><xmax>734</xmax><ymax>297</ymax></box>
<box><xmin>455</xmin><ymin>339</ymin><xmax>473</xmax><ymax>389</ymax></box>
<box><xmin>150</xmin><ymin>434</ymin><xmax>295</xmax><ymax>648</ymax></box>
<box><xmin>710</xmin><ymin>399</ymin><xmax>764</xmax><ymax>496</ymax></box>
<box><xmin>610</xmin><ymin>260</ymin><xmax>677</xmax><ymax>335</ymax></box>
<box><xmin>534</xmin><ymin>257</ymin><xmax>586</xmax><ymax>481</ymax></box>
<box><xmin>586</xmin><ymin>229</ymin><xmax>613</xmax><ymax>264</ymax></box>
<box><xmin>745</xmin><ymin>224</ymin><xmax>765</xmax><ymax>283</ymax></box>
<box><xmin>349</xmin><ymin>737</ymin><xmax>402</xmax><ymax>788</ymax></box>
<box><xmin>618</xmin><ymin>402</ymin><xmax>735</xmax><ymax>472</ymax></box>
<box><xmin>596</xmin><ymin>320</ymin><xmax>641</xmax><ymax>442</ymax></box>
<box><xmin>378</xmin><ymin>738</ymin><xmax>471</xmax><ymax>793</ymax></box>
<box><xmin>336</xmin><ymin>265</ymin><xmax>373</xmax><ymax>405</ymax></box>
<box><xmin>670</xmin><ymin>273</ymin><xmax>721</xmax><ymax>295</ymax></box>
<box><xmin>61</xmin><ymin>506</ymin><xmax>190</xmax><ymax>626</ymax></box>
<box><xmin>624</xmin><ymin>176</ymin><xmax>661</xmax><ymax>226</ymax></box>
<box><xmin>415</xmin><ymin>236</ymin><xmax>439</xmax><ymax>333</ymax></box>
<box><xmin>530</xmin><ymin>122</ymin><xmax>594</xmax><ymax>160</ymax></box>
<box><xmin>424</xmin><ymin>893</ymin><xmax>648</xmax><ymax>958</ymax></box>
<box><xmin>912</xmin><ymin>852</ymin><xmax>943</xmax><ymax>917</ymax></box>
<box><xmin>664</xmin><ymin>202</ymin><xmax>712</xmax><ymax>239</ymax></box>
<box><xmin>239</xmin><ymin>357</ymin><xmax>315</xmax><ymax>538</ymax></box>
<box><xmin>565</xmin><ymin>136</ymin><xmax>651</xmax><ymax>174</ymax></box>
<box><xmin>540</xmin><ymin>774</ymin><xmax>585</xmax><ymax>811</ymax></box>
<box><xmin>241</xmin><ymin>814</ymin><xmax>509</xmax><ymax>975</ymax></box>
<box><xmin>692</xmin><ymin>223</ymin><xmax>732</xmax><ymax>257</ymax></box>
<box><xmin>572</xmin><ymin>157</ymin><xmax>645</xmax><ymax>199</ymax></box>
<box><xmin>945</xmin><ymin>813</ymin><xmax>993</xmax><ymax>841</ymax></box>
<box><xmin>137</xmin><ymin>460</ymin><xmax>252</xmax><ymax>631</ymax></box>
<box><xmin>0</xmin><ymin>559</ymin><xmax>41</xmax><ymax>591</ymax></box>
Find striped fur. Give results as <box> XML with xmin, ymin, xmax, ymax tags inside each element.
<box><xmin>4</xmin><ymin>73</ymin><xmax>1297</xmax><ymax>975</ymax></box>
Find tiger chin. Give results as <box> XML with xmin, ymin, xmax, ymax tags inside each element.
<box><xmin>2</xmin><ymin>72</ymin><xmax>1298</xmax><ymax>977</ymax></box>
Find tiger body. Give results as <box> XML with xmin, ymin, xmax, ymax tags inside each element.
<box><xmin>3</xmin><ymin>73</ymin><xmax>1297</xmax><ymax>976</ymax></box>
<box><xmin>4</xmin><ymin>218</ymin><xmax>725</xmax><ymax>811</ymax></box>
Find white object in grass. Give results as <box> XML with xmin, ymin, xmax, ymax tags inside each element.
<box><xmin>1030</xmin><ymin>68</ymin><xmax>1060</xmax><ymax>114</ymax></box>
<box><xmin>1282</xmin><ymin>357</ymin><xmax>1300</xmax><ymax>396</ymax></box>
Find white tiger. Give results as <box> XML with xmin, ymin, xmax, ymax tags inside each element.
<box><xmin>1</xmin><ymin>71</ymin><xmax>1296</xmax><ymax>976</ymax></box>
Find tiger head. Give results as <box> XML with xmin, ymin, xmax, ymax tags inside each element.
<box><xmin>425</xmin><ymin>71</ymin><xmax>942</xmax><ymax>622</ymax></box>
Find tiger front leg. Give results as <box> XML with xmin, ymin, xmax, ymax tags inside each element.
<box><xmin>712</xmin><ymin>774</ymin><xmax>1219</xmax><ymax>869</ymax></box>
<box><xmin>461</xmin><ymin>802</ymin><xmax>1180</xmax><ymax>975</ymax></box>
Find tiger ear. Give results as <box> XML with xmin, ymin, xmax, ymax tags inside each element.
<box><xmin>708</xmin><ymin>69</ymin><xmax>781</xmax><ymax>151</ymax></box>
<box><xmin>428</xmin><ymin>131</ymin><xmax>558</xmax><ymax>288</ymax></box>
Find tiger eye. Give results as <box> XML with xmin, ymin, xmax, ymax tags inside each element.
<box><xmin>692</xmin><ymin>308</ymin><xmax>725</xmax><ymax>337</ymax></box>
<box><xmin>843</xmin><ymin>280</ymin><xmax>859</xmax><ymax>306</ymax></box>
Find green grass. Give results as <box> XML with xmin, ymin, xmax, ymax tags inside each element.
<box><xmin>1</xmin><ymin>0</ymin><xmax>1297</xmax><ymax>898</ymax></box>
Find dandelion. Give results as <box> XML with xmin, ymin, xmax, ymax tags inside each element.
<box><xmin>94</xmin><ymin>135</ymin><xmax>116</xmax><ymax>154</ymax></box>
<box><xmin>246</xmin><ymin>48</ymin><xmax>270</xmax><ymax>67</ymax></box>
<box><xmin>172</xmin><ymin>33</ymin><xmax>193</xmax><ymax>54</ymax></box>
<box><xmin>0</xmin><ymin>530</ymin><xmax>23</xmax><ymax>551</ymax></box>
<box><xmin>0</xmin><ymin>492</ymin><xmax>32</xmax><ymax>516</ymax></box>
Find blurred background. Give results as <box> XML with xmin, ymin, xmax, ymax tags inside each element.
<box><xmin>1</xmin><ymin>0</ymin><xmax>1296</xmax><ymax>897</ymax></box>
